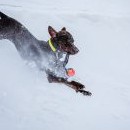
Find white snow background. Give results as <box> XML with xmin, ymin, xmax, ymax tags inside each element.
<box><xmin>0</xmin><ymin>0</ymin><xmax>130</xmax><ymax>130</ymax></box>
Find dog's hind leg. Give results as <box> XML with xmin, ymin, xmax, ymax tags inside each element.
<box><xmin>0</xmin><ymin>12</ymin><xmax>8</xmax><ymax>19</ymax></box>
<box><xmin>0</xmin><ymin>12</ymin><xmax>10</xmax><ymax>40</ymax></box>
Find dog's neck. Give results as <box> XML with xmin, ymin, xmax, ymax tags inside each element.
<box><xmin>48</xmin><ymin>38</ymin><xmax>59</xmax><ymax>52</ymax></box>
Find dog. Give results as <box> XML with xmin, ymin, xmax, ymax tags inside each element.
<box><xmin>0</xmin><ymin>12</ymin><xmax>91</xmax><ymax>96</ymax></box>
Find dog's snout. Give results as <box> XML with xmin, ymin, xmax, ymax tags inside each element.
<box><xmin>71</xmin><ymin>46</ymin><xmax>79</xmax><ymax>55</ymax></box>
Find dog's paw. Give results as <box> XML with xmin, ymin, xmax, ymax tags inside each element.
<box><xmin>78</xmin><ymin>90</ymin><xmax>92</xmax><ymax>96</ymax></box>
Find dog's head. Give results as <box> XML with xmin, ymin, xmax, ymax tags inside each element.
<box><xmin>48</xmin><ymin>26</ymin><xmax>79</xmax><ymax>55</ymax></box>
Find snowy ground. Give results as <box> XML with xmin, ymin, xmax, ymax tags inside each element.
<box><xmin>0</xmin><ymin>0</ymin><xmax>130</xmax><ymax>130</ymax></box>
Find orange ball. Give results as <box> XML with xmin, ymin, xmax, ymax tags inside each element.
<box><xmin>66</xmin><ymin>68</ymin><xmax>75</xmax><ymax>77</ymax></box>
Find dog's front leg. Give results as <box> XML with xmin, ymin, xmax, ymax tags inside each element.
<box><xmin>66</xmin><ymin>80</ymin><xmax>92</xmax><ymax>96</ymax></box>
<box><xmin>47</xmin><ymin>74</ymin><xmax>92</xmax><ymax>96</ymax></box>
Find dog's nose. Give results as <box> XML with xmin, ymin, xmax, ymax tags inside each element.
<box><xmin>75</xmin><ymin>47</ymin><xmax>79</xmax><ymax>54</ymax></box>
<box><xmin>74</xmin><ymin>46</ymin><xmax>79</xmax><ymax>54</ymax></box>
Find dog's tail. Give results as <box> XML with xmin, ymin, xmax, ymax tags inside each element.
<box><xmin>0</xmin><ymin>12</ymin><xmax>8</xmax><ymax>19</ymax></box>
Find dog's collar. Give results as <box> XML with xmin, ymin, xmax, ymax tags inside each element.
<box><xmin>48</xmin><ymin>39</ymin><xmax>57</xmax><ymax>52</ymax></box>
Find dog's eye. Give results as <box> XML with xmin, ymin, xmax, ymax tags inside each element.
<box><xmin>67</xmin><ymin>38</ymin><xmax>74</xmax><ymax>43</ymax></box>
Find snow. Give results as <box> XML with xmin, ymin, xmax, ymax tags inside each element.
<box><xmin>0</xmin><ymin>0</ymin><xmax>130</xmax><ymax>130</ymax></box>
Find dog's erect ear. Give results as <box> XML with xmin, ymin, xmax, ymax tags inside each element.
<box><xmin>61</xmin><ymin>27</ymin><xmax>66</xmax><ymax>31</ymax></box>
<box><xmin>48</xmin><ymin>26</ymin><xmax>57</xmax><ymax>38</ymax></box>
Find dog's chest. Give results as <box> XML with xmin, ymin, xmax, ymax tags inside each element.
<box><xmin>55</xmin><ymin>51</ymin><xmax>66</xmax><ymax>62</ymax></box>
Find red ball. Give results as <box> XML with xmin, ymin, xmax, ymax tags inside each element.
<box><xmin>66</xmin><ymin>68</ymin><xmax>75</xmax><ymax>77</ymax></box>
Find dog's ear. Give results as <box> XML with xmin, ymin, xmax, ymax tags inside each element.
<box><xmin>48</xmin><ymin>26</ymin><xmax>57</xmax><ymax>38</ymax></box>
<box><xmin>61</xmin><ymin>27</ymin><xmax>66</xmax><ymax>31</ymax></box>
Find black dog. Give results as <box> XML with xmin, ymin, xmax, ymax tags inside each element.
<box><xmin>0</xmin><ymin>12</ymin><xmax>91</xmax><ymax>96</ymax></box>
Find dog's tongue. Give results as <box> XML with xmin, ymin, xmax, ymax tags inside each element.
<box><xmin>66</xmin><ymin>68</ymin><xmax>75</xmax><ymax>77</ymax></box>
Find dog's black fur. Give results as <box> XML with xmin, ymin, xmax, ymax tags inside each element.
<box><xmin>0</xmin><ymin>12</ymin><xmax>91</xmax><ymax>96</ymax></box>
